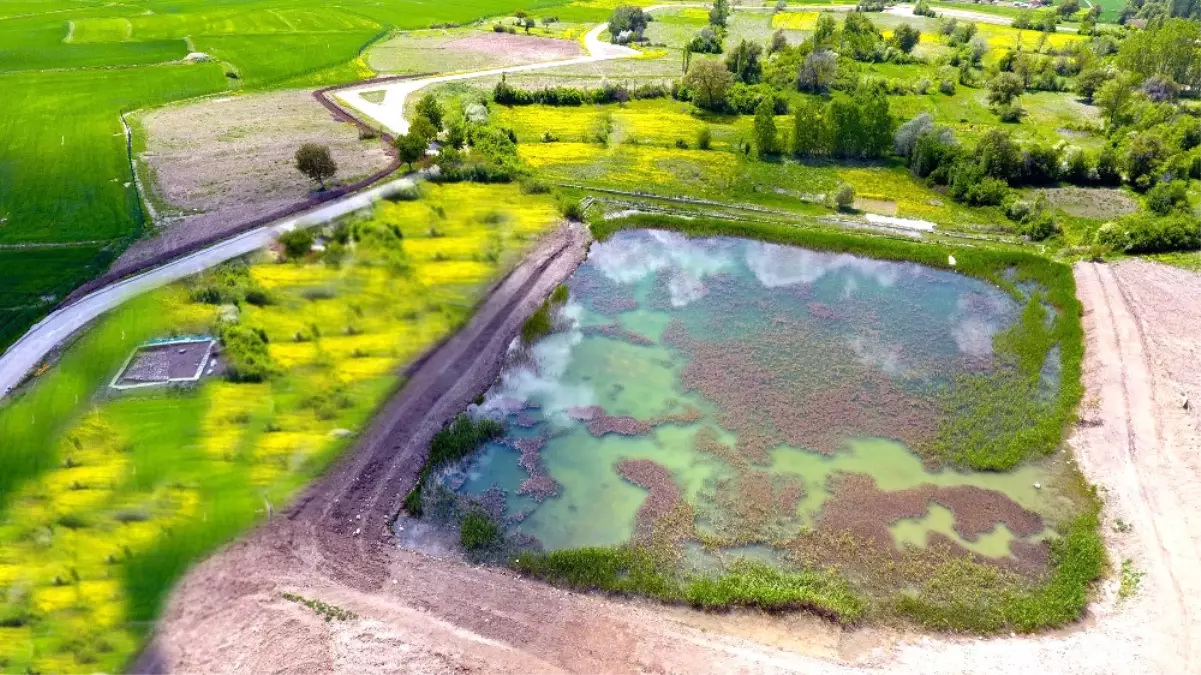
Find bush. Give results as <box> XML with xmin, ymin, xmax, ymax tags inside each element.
<box><xmin>939</xmin><ymin>77</ymin><xmax>956</xmax><ymax>95</ymax></box>
<box><xmin>831</xmin><ymin>183</ymin><xmax>856</xmax><ymax>211</ymax></box>
<box><xmin>404</xmin><ymin>414</ymin><xmax>504</xmax><ymax>515</ymax></box>
<box><xmin>219</xmin><ymin>324</ymin><xmax>275</xmax><ymax>383</ymax></box>
<box><xmin>696</xmin><ymin>126</ymin><xmax>712</xmax><ymax>150</ymax></box>
<box><xmin>277</xmin><ymin>229</ymin><xmax>314</xmax><ymax>260</ymax></box>
<box><xmin>1145</xmin><ymin>180</ymin><xmax>1190</xmax><ymax>215</ymax></box>
<box><xmin>558</xmin><ymin>197</ymin><xmax>583</xmax><ymax>221</ymax></box>
<box><xmin>460</xmin><ymin>511</ymin><xmax>502</xmax><ymax>552</ymax></box>
<box><xmin>521</xmin><ymin>301</ymin><xmax>555</xmax><ymax>344</ymax></box>
<box><xmin>1095</xmin><ymin>213</ymin><xmax>1201</xmax><ymax>254</ymax></box>
<box><xmin>1018</xmin><ymin>212</ymin><xmax>1058</xmax><ymax>241</ymax></box>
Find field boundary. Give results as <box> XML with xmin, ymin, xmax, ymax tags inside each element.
<box><xmin>59</xmin><ymin>74</ymin><xmax>432</xmax><ymax>307</ymax></box>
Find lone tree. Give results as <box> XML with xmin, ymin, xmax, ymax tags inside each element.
<box><xmin>395</xmin><ymin>133</ymin><xmax>428</xmax><ymax>171</ymax></box>
<box><xmin>683</xmin><ymin>57</ymin><xmax>734</xmax><ymax>111</ymax></box>
<box><xmin>295</xmin><ymin>143</ymin><xmax>337</xmax><ymax>190</ymax></box>
<box><xmin>753</xmin><ymin>99</ymin><xmax>780</xmax><ymax>157</ymax></box>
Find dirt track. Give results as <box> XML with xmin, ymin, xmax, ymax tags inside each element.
<box><xmin>138</xmin><ymin>258</ymin><xmax>1201</xmax><ymax>675</ymax></box>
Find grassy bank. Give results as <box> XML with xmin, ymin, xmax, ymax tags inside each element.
<box><xmin>512</xmin><ymin>547</ymin><xmax>868</xmax><ymax>623</ymax></box>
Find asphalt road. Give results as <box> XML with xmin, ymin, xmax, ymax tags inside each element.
<box><xmin>0</xmin><ymin>177</ymin><xmax>415</xmax><ymax>398</ymax></box>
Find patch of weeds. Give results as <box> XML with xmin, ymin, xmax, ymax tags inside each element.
<box><xmin>512</xmin><ymin>547</ymin><xmax>866</xmax><ymax>624</ymax></box>
<box><xmin>460</xmin><ymin>510</ymin><xmax>502</xmax><ymax>555</ymax></box>
<box><xmin>520</xmin><ymin>302</ymin><xmax>554</xmax><ymax>345</ymax></box>
<box><xmin>1118</xmin><ymin>559</ymin><xmax>1144</xmax><ymax>600</ymax></box>
<box><xmin>403</xmin><ymin>414</ymin><xmax>504</xmax><ymax>516</ymax></box>
<box><xmin>1113</xmin><ymin>518</ymin><xmax>1132</xmax><ymax>533</ymax></box>
<box><xmin>281</xmin><ymin>592</ymin><xmax>359</xmax><ymax>622</ymax></box>
<box><xmin>892</xmin><ymin>506</ymin><xmax>1104</xmax><ymax>632</ymax></box>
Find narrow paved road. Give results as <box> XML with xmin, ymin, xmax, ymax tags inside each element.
<box><xmin>0</xmin><ymin>178</ymin><xmax>414</xmax><ymax>397</ymax></box>
<box><xmin>0</xmin><ymin>20</ymin><xmax>641</xmax><ymax>400</ymax></box>
<box><xmin>334</xmin><ymin>22</ymin><xmax>636</xmax><ymax>135</ymax></box>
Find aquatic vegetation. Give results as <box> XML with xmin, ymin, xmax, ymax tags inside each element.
<box><xmin>418</xmin><ymin>216</ymin><xmax>1094</xmax><ymax>631</ymax></box>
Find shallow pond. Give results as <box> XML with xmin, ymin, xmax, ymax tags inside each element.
<box><xmin>439</xmin><ymin>230</ymin><xmax>1065</xmax><ymax>562</ymax></box>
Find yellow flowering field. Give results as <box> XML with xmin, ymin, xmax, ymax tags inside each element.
<box><xmin>0</xmin><ymin>183</ymin><xmax>559</xmax><ymax>673</ymax></box>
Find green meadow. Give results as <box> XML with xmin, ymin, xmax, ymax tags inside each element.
<box><xmin>0</xmin><ymin>0</ymin><xmax>572</xmax><ymax>352</ymax></box>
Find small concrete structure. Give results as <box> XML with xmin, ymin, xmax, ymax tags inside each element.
<box><xmin>110</xmin><ymin>336</ymin><xmax>218</xmax><ymax>390</ymax></box>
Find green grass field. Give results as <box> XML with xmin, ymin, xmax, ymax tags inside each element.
<box><xmin>0</xmin><ymin>0</ymin><xmax>576</xmax><ymax>353</ymax></box>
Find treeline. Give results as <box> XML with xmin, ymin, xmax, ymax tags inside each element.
<box><xmin>493</xmin><ymin>77</ymin><xmax>670</xmax><ymax>106</ymax></box>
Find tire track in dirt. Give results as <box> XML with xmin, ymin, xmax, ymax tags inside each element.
<box><xmin>1076</xmin><ymin>262</ymin><xmax>1197</xmax><ymax>670</ymax></box>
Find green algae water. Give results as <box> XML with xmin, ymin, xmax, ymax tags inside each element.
<box><xmin>435</xmin><ymin>230</ymin><xmax>1068</xmax><ymax>563</ymax></box>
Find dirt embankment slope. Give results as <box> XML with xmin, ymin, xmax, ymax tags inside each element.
<box><xmin>137</xmin><ymin>258</ymin><xmax>1201</xmax><ymax>675</ymax></box>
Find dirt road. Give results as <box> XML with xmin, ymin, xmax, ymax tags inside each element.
<box><xmin>138</xmin><ymin>257</ymin><xmax>1201</xmax><ymax>674</ymax></box>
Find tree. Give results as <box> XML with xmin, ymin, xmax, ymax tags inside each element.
<box><xmin>688</xmin><ymin>26</ymin><xmax>724</xmax><ymax>53</ymax></box>
<box><xmin>522</xmin><ymin>16</ymin><xmax>536</xmax><ymax>32</ymax></box>
<box><xmin>683</xmin><ymin>58</ymin><xmax>734</xmax><ymax>110</ymax></box>
<box><xmin>1075</xmin><ymin>67</ymin><xmax>1110</xmax><ymax>102</ymax></box>
<box><xmin>709</xmin><ymin>0</ymin><xmax>730</xmax><ymax>28</ymax></box>
<box><xmin>415</xmin><ymin>95</ymin><xmax>444</xmax><ymax>130</ymax></box>
<box><xmin>976</xmin><ymin>129</ymin><xmax>1021</xmax><ymax>183</ymax></box>
<box><xmin>295</xmin><ymin>143</ymin><xmax>337</xmax><ymax>190</ymax></box>
<box><xmin>1094</xmin><ymin>76</ymin><xmax>1134</xmax><ymax>128</ymax></box>
<box><xmin>797</xmin><ymin>49</ymin><xmax>837</xmax><ymax>93</ymax></box>
<box><xmin>769</xmin><ymin>29</ymin><xmax>788</xmax><ymax>54</ymax></box>
<box><xmin>1058</xmin><ymin>0</ymin><xmax>1080</xmax><ymax>17</ymax></box>
<box><xmin>395</xmin><ymin>133</ymin><xmax>428</xmax><ymax>170</ymax></box>
<box><xmin>410</xmin><ymin>115</ymin><xmax>439</xmax><ymax>143</ymax></box>
<box><xmin>894</xmin><ymin>112</ymin><xmax>934</xmax><ymax>157</ymax></box>
<box><xmin>987</xmin><ymin>72</ymin><xmax>1026</xmax><ymax>108</ymax></box>
<box><xmin>792</xmin><ymin>98</ymin><xmax>825</xmax><ymax>157</ymax></box>
<box><xmin>829</xmin><ymin>97</ymin><xmax>863</xmax><ymax>158</ymax></box>
<box><xmin>609</xmin><ymin>5</ymin><xmax>649</xmax><ymax>40</ymax></box>
<box><xmin>856</xmin><ymin>86</ymin><xmax>894</xmax><ymax>158</ymax></box>
<box><xmin>889</xmin><ymin>23</ymin><xmax>921</xmax><ymax>53</ymax></box>
<box><xmin>753</xmin><ymin>99</ymin><xmax>780</xmax><ymax>157</ymax></box>
<box><xmin>725</xmin><ymin>40</ymin><xmax>763</xmax><ymax>84</ymax></box>
<box><xmin>841</xmin><ymin>12</ymin><xmax>882</xmax><ymax>61</ymax></box>
<box><xmin>1116</xmin><ymin>18</ymin><xmax>1201</xmax><ymax>89</ymax></box>
<box><xmin>813</xmin><ymin>14</ymin><xmax>838</xmax><ymax>49</ymax></box>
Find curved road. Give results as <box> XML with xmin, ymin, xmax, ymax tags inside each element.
<box><xmin>0</xmin><ymin>20</ymin><xmax>635</xmax><ymax>399</ymax></box>
<box><xmin>0</xmin><ymin>178</ymin><xmax>413</xmax><ymax>397</ymax></box>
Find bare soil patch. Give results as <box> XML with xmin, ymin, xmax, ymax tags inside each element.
<box><xmin>1039</xmin><ymin>187</ymin><xmax>1139</xmax><ymax>220</ymax></box>
<box><xmin>368</xmin><ymin>31</ymin><xmax>583</xmax><ymax>74</ymax></box>
<box><xmin>119</xmin><ymin>90</ymin><xmax>391</xmax><ymax>272</ymax></box>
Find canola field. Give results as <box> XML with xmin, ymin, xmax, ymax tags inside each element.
<box><xmin>0</xmin><ymin>183</ymin><xmax>560</xmax><ymax>674</ymax></box>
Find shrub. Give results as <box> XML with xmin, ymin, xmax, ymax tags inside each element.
<box><xmin>697</xmin><ymin>126</ymin><xmax>712</xmax><ymax>150</ymax></box>
<box><xmin>460</xmin><ymin>511</ymin><xmax>502</xmax><ymax>552</ymax></box>
<box><xmin>939</xmin><ymin>77</ymin><xmax>956</xmax><ymax>95</ymax></box>
<box><xmin>219</xmin><ymin>324</ymin><xmax>275</xmax><ymax>383</ymax></box>
<box><xmin>1018</xmin><ymin>212</ymin><xmax>1058</xmax><ymax>241</ymax></box>
<box><xmin>404</xmin><ymin>414</ymin><xmax>504</xmax><ymax>515</ymax></box>
<box><xmin>831</xmin><ymin>183</ymin><xmax>856</xmax><ymax>211</ymax></box>
<box><xmin>1145</xmin><ymin>180</ymin><xmax>1190</xmax><ymax>215</ymax></box>
<box><xmin>558</xmin><ymin>197</ymin><xmax>583</xmax><ymax>221</ymax></box>
<box><xmin>277</xmin><ymin>229</ymin><xmax>314</xmax><ymax>260</ymax></box>
<box><xmin>521</xmin><ymin>301</ymin><xmax>555</xmax><ymax>344</ymax></box>
<box><xmin>1095</xmin><ymin>213</ymin><xmax>1201</xmax><ymax>254</ymax></box>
